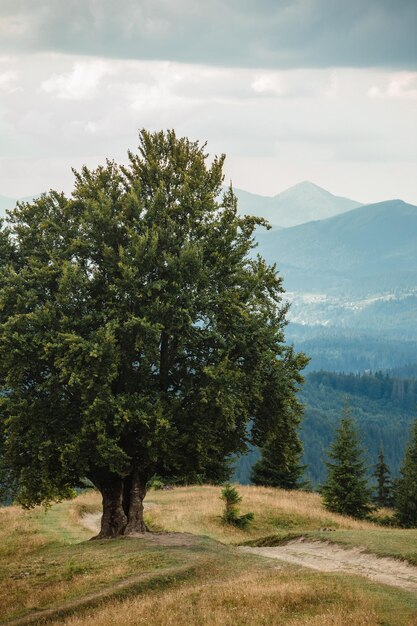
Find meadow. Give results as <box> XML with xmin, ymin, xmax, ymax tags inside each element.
<box><xmin>1</xmin><ymin>486</ymin><xmax>417</xmax><ymax>625</ymax></box>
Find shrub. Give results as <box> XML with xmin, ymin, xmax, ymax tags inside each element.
<box><xmin>220</xmin><ymin>484</ymin><xmax>254</xmax><ymax>529</ymax></box>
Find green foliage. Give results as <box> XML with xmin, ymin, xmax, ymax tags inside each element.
<box><xmin>147</xmin><ymin>476</ymin><xmax>165</xmax><ymax>491</ymax></box>
<box><xmin>251</xmin><ymin>430</ymin><xmax>305</xmax><ymax>489</ymax></box>
<box><xmin>220</xmin><ymin>484</ymin><xmax>254</xmax><ymax>529</ymax></box>
<box><xmin>0</xmin><ymin>129</ymin><xmax>307</xmax><ymax>512</ymax></box>
<box><xmin>395</xmin><ymin>420</ymin><xmax>417</xmax><ymax>528</ymax></box>
<box><xmin>299</xmin><ymin>370</ymin><xmax>417</xmax><ymax>486</ymax></box>
<box><xmin>373</xmin><ymin>446</ymin><xmax>393</xmax><ymax>508</ymax></box>
<box><xmin>321</xmin><ymin>408</ymin><xmax>373</xmax><ymax>519</ymax></box>
<box><xmin>234</xmin><ymin>369</ymin><xmax>417</xmax><ymax>488</ymax></box>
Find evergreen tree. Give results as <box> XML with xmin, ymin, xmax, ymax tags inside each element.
<box><xmin>373</xmin><ymin>446</ymin><xmax>393</xmax><ymax>508</ymax></box>
<box><xmin>395</xmin><ymin>420</ymin><xmax>417</xmax><ymax>527</ymax></box>
<box><xmin>220</xmin><ymin>484</ymin><xmax>254</xmax><ymax>528</ymax></box>
<box><xmin>0</xmin><ymin>130</ymin><xmax>308</xmax><ymax>538</ymax></box>
<box><xmin>251</xmin><ymin>430</ymin><xmax>305</xmax><ymax>489</ymax></box>
<box><xmin>321</xmin><ymin>408</ymin><xmax>373</xmax><ymax>519</ymax></box>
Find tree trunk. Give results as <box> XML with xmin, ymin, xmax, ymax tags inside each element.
<box><xmin>124</xmin><ymin>469</ymin><xmax>147</xmax><ymax>534</ymax></box>
<box><xmin>94</xmin><ymin>475</ymin><xmax>127</xmax><ymax>539</ymax></box>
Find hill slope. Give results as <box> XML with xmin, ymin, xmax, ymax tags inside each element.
<box><xmin>234</xmin><ymin>181</ymin><xmax>362</xmax><ymax>227</ymax></box>
<box><xmin>0</xmin><ymin>194</ymin><xmax>39</xmax><ymax>218</ymax></box>
<box><xmin>257</xmin><ymin>199</ymin><xmax>417</xmax><ymax>285</ymax></box>
<box><xmin>0</xmin><ymin>194</ymin><xmax>17</xmax><ymax>218</ymax></box>
<box><xmin>234</xmin><ymin>370</ymin><xmax>417</xmax><ymax>487</ymax></box>
<box><xmin>254</xmin><ymin>199</ymin><xmax>417</xmax><ymax>354</ymax></box>
<box><xmin>2</xmin><ymin>489</ymin><xmax>417</xmax><ymax>625</ymax></box>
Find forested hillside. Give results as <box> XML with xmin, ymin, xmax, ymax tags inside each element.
<box><xmin>234</xmin><ymin>370</ymin><xmax>417</xmax><ymax>487</ymax></box>
<box><xmin>287</xmin><ymin>324</ymin><xmax>417</xmax><ymax>372</ymax></box>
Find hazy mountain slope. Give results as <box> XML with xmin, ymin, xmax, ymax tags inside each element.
<box><xmin>0</xmin><ymin>194</ymin><xmax>40</xmax><ymax>218</ymax></box>
<box><xmin>257</xmin><ymin>199</ymin><xmax>417</xmax><ymax>288</ymax></box>
<box><xmin>254</xmin><ymin>198</ymin><xmax>417</xmax><ymax>361</ymax></box>
<box><xmin>0</xmin><ymin>195</ymin><xmax>17</xmax><ymax>217</ymax></box>
<box><xmin>233</xmin><ymin>181</ymin><xmax>362</xmax><ymax>227</ymax></box>
<box><xmin>287</xmin><ymin>324</ymin><xmax>417</xmax><ymax>372</ymax></box>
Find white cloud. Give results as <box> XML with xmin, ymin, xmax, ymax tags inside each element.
<box><xmin>41</xmin><ymin>61</ymin><xmax>110</xmax><ymax>100</ymax></box>
<box><xmin>252</xmin><ymin>74</ymin><xmax>285</xmax><ymax>96</ymax></box>
<box><xmin>0</xmin><ymin>53</ymin><xmax>416</xmax><ymax>206</ymax></box>
<box><xmin>0</xmin><ymin>69</ymin><xmax>18</xmax><ymax>92</ymax></box>
<box><xmin>368</xmin><ymin>72</ymin><xmax>417</xmax><ymax>100</ymax></box>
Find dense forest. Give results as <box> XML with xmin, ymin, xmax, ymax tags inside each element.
<box><xmin>286</xmin><ymin>324</ymin><xmax>417</xmax><ymax>373</ymax></box>
<box><xmin>233</xmin><ymin>369</ymin><xmax>417</xmax><ymax>487</ymax></box>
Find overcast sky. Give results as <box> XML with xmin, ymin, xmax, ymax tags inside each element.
<box><xmin>1</xmin><ymin>0</ymin><xmax>417</xmax><ymax>203</ymax></box>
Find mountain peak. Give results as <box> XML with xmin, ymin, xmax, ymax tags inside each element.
<box><xmin>275</xmin><ymin>181</ymin><xmax>332</xmax><ymax>200</ymax></box>
<box><xmin>232</xmin><ymin>182</ymin><xmax>362</xmax><ymax>228</ymax></box>
<box><xmin>286</xmin><ymin>180</ymin><xmax>326</xmax><ymax>192</ymax></box>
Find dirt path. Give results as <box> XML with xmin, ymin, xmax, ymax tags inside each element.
<box><xmin>4</xmin><ymin>561</ymin><xmax>196</xmax><ymax>626</ymax></box>
<box><xmin>79</xmin><ymin>511</ymin><xmax>101</xmax><ymax>534</ymax></box>
<box><xmin>82</xmin><ymin>513</ymin><xmax>417</xmax><ymax>593</ymax></box>
<box><xmin>241</xmin><ymin>538</ymin><xmax>417</xmax><ymax>592</ymax></box>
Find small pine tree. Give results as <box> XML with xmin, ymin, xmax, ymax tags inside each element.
<box><xmin>395</xmin><ymin>420</ymin><xmax>417</xmax><ymax>528</ymax></box>
<box><xmin>321</xmin><ymin>408</ymin><xmax>373</xmax><ymax>519</ymax></box>
<box><xmin>251</xmin><ymin>434</ymin><xmax>305</xmax><ymax>489</ymax></box>
<box><xmin>220</xmin><ymin>484</ymin><xmax>254</xmax><ymax>529</ymax></box>
<box><xmin>373</xmin><ymin>446</ymin><xmax>393</xmax><ymax>508</ymax></box>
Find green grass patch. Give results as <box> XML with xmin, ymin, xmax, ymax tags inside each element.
<box><xmin>3</xmin><ymin>489</ymin><xmax>417</xmax><ymax>626</ymax></box>
<box><xmin>308</xmin><ymin>528</ymin><xmax>417</xmax><ymax>566</ymax></box>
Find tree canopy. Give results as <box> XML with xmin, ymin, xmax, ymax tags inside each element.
<box><xmin>0</xmin><ymin>130</ymin><xmax>307</xmax><ymax>537</ymax></box>
<box><xmin>395</xmin><ymin>420</ymin><xmax>417</xmax><ymax>527</ymax></box>
<box><xmin>321</xmin><ymin>407</ymin><xmax>373</xmax><ymax>519</ymax></box>
<box><xmin>373</xmin><ymin>446</ymin><xmax>393</xmax><ymax>508</ymax></box>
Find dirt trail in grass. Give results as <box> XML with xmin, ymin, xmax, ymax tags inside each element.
<box><xmin>79</xmin><ymin>512</ymin><xmax>101</xmax><ymax>534</ymax></box>
<box><xmin>241</xmin><ymin>538</ymin><xmax>417</xmax><ymax>592</ymax></box>
<box><xmin>81</xmin><ymin>509</ymin><xmax>417</xmax><ymax>593</ymax></box>
<box><xmin>4</xmin><ymin>560</ymin><xmax>196</xmax><ymax>626</ymax></box>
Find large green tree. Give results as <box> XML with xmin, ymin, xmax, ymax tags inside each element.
<box><xmin>395</xmin><ymin>420</ymin><xmax>417</xmax><ymax>527</ymax></box>
<box><xmin>0</xmin><ymin>130</ymin><xmax>307</xmax><ymax>537</ymax></box>
<box><xmin>321</xmin><ymin>408</ymin><xmax>373</xmax><ymax>519</ymax></box>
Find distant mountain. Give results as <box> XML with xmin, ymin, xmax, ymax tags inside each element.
<box><xmin>0</xmin><ymin>194</ymin><xmax>40</xmax><ymax>218</ymax></box>
<box><xmin>0</xmin><ymin>195</ymin><xmax>17</xmax><ymax>217</ymax></box>
<box><xmin>233</xmin><ymin>181</ymin><xmax>362</xmax><ymax>227</ymax></box>
<box><xmin>257</xmin><ymin>199</ymin><xmax>417</xmax><ymax>289</ymax></box>
<box><xmin>254</xmin><ymin>198</ymin><xmax>417</xmax><ymax>366</ymax></box>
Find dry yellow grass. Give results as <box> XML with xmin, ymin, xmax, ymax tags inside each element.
<box><xmin>54</xmin><ymin>567</ymin><xmax>380</xmax><ymax>626</ymax></box>
<box><xmin>0</xmin><ymin>497</ymin><xmax>174</xmax><ymax>622</ymax></box>
<box><xmin>69</xmin><ymin>490</ymin><xmax>103</xmax><ymax>516</ymax></box>
<box><xmin>0</xmin><ymin>504</ymin><xmax>47</xmax><ymax>558</ymax></box>
<box><xmin>145</xmin><ymin>484</ymin><xmax>378</xmax><ymax>544</ymax></box>
<box><xmin>3</xmin><ymin>488</ymin><xmax>417</xmax><ymax>626</ymax></box>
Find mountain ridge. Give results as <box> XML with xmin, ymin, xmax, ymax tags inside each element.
<box><xmin>256</xmin><ymin>198</ymin><xmax>417</xmax><ymax>281</ymax></box>
<box><xmin>253</xmin><ymin>198</ymin><xmax>417</xmax><ymax>360</ymax></box>
<box><xmin>232</xmin><ymin>180</ymin><xmax>362</xmax><ymax>227</ymax></box>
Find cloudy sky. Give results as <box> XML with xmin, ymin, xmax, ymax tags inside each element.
<box><xmin>1</xmin><ymin>0</ymin><xmax>417</xmax><ymax>203</ymax></box>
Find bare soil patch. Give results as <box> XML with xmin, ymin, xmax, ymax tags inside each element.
<box><xmin>79</xmin><ymin>512</ymin><xmax>101</xmax><ymax>534</ymax></box>
<box><xmin>80</xmin><ymin>510</ymin><xmax>195</xmax><ymax>546</ymax></box>
<box><xmin>241</xmin><ymin>538</ymin><xmax>417</xmax><ymax>592</ymax></box>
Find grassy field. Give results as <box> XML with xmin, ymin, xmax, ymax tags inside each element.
<box><xmin>1</xmin><ymin>486</ymin><xmax>417</xmax><ymax>625</ymax></box>
<box><xmin>146</xmin><ymin>485</ymin><xmax>417</xmax><ymax>564</ymax></box>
